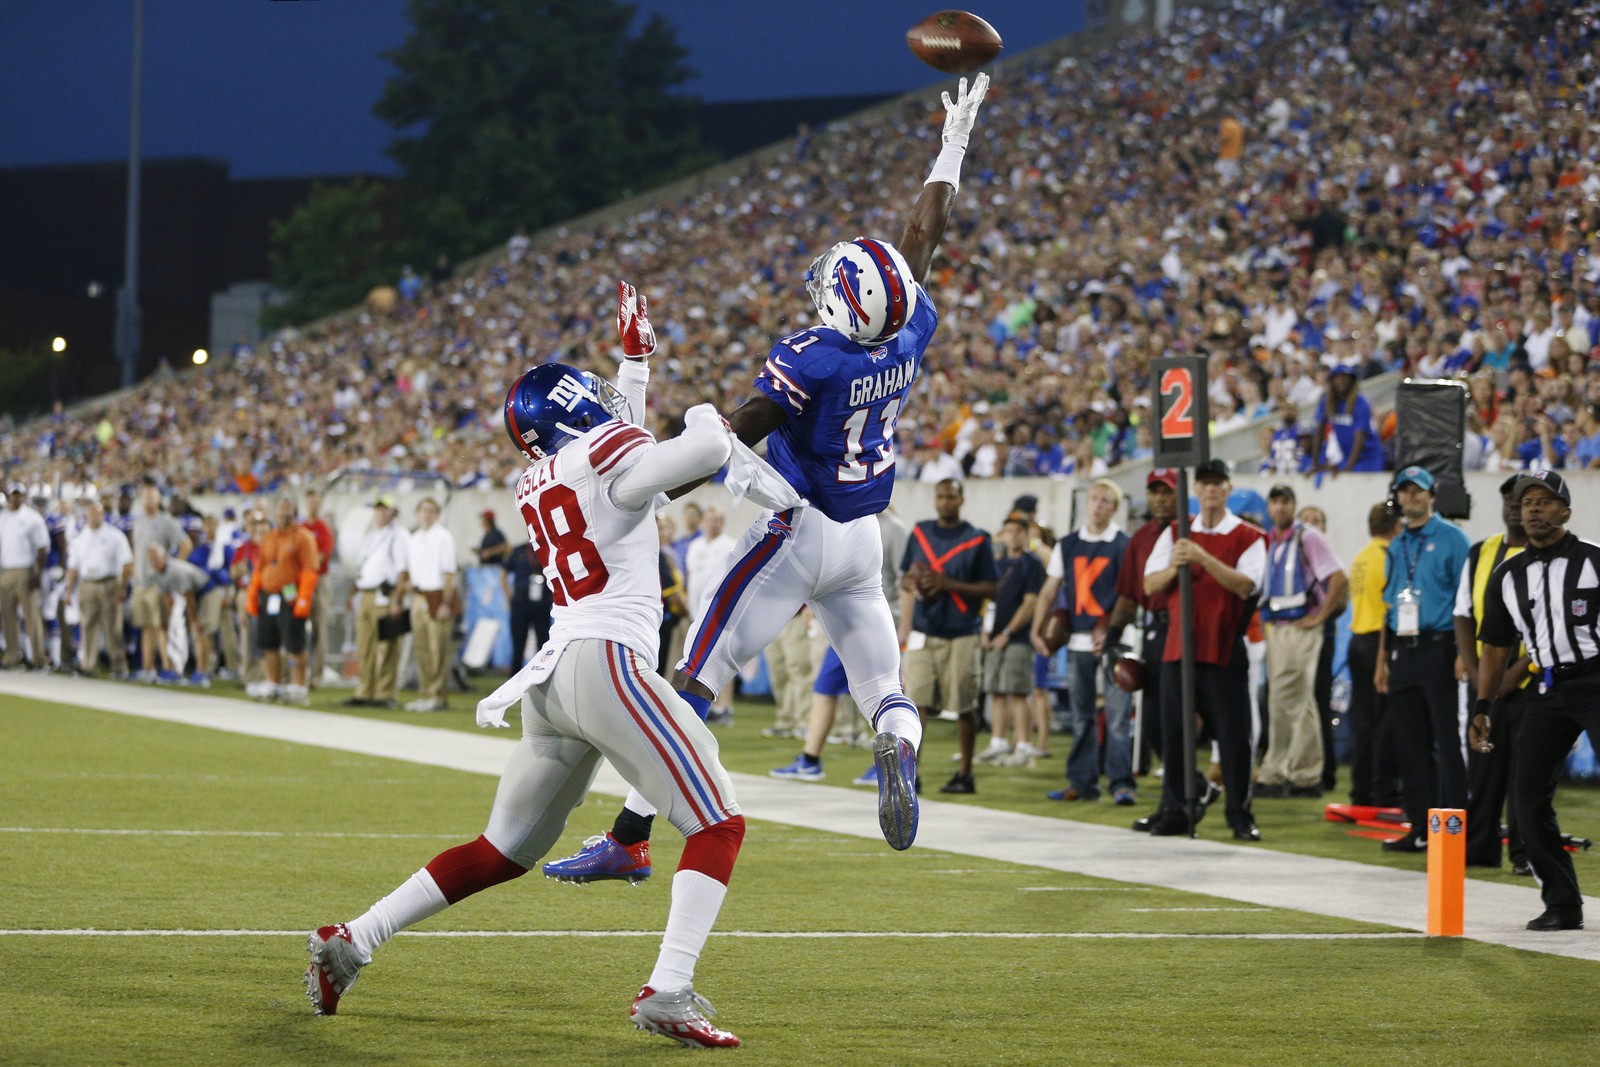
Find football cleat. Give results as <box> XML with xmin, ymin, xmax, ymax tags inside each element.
<box><xmin>304</xmin><ymin>923</ymin><xmax>369</xmax><ymax>1016</ymax></box>
<box><xmin>872</xmin><ymin>732</ymin><xmax>920</xmax><ymax>851</ymax></box>
<box><xmin>542</xmin><ymin>833</ymin><xmax>651</xmax><ymax>885</ymax></box>
<box><xmin>630</xmin><ymin>985</ymin><xmax>740</xmax><ymax>1048</ymax></box>
<box><xmin>769</xmin><ymin>755</ymin><xmax>824</xmax><ymax>782</ymax></box>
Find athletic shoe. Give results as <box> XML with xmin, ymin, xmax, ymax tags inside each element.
<box><xmin>404</xmin><ymin>698</ymin><xmax>444</xmax><ymax>712</ymax></box>
<box><xmin>1380</xmin><ymin>834</ymin><xmax>1427</xmax><ymax>853</ymax></box>
<box><xmin>542</xmin><ymin>833</ymin><xmax>651</xmax><ymax>885</ymax></box>
<box><xmin>304</xmin><ymin>923</ymin><xmax>370</xmax><ymax>1016</ymax></box>
<box><xmin>760</xmin><ymin>725</ymin><xmax>790</xmax><ymax>738</ymax></box>
<box><xmin>705</xmin><ymin>707</ymin><xmax>734</xmax><ymax>727</ymax></box>
<box><xmin>155</xmin><ymin>669</ymin><xmax>182</xmax><ymax>685</ymax></box>
<box><xmin>1526</xmin><ymin>907</ymin><xmax>1583</xmax><ymax>931</ymax></box>
<box><xmin>184</xmin><ymin>672</ymin><xmax>211</xmax><ymax>688</ymax></box>
<box><xmin>1003</xmin><ymin>741</ymin><xmax>1041</xmax><ymax>768</ymax></box>
<box><xmin>871</xmin><ymin>732</ymin><xmax>919</xmax><ymax>851</ymax></box>
<box><xmin>940</xmin><ymin>772</ymin><xmax>976</xmax><ymax>794</ymax></box>
<box><xmin>769</xmin><ymin>755</ymin><xmax>824</xmax><ymax>782</ymax></box>
<box><xmin>853</xmin><ymin>764</ymin><xmax>879</xmax><ymax>787</ymax></box>
<box><xmin>1230</xmin><ymin>819</ymin><xmax>1262</xmax><ymax>842</ymax></box>
<box><xmin>1046</xmin><ymin>788</ymin><xmax>1083</xmax><ymax>802</ymax></box>
<box><xmin>245</xmin><ymin>680</ymin><xmax>279</xmax><ymax>700</ymax></box>
<box><xmin>975</xmin><ymin>739</ymin><xmax>1013</xmax><ymax>765</ymax></box>
<box><xmin>1112</xmin><ymin>786</ymin><xmax>1137</xmax><ymax>806</ymax></box>
<box><xmin>629</xmin><ymin>985</ymin><xmax>739</xmax><ymax>1048</ymax></box>
<box><xmin>282</xmin><ymin>684</ymin><xmax>310</xmax><ymax>706</ymax></box>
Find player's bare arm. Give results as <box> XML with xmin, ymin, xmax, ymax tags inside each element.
<box><xmin>899</xmin><ymin>73</ymin><xmax>988</xmax><ymax>283</ymax></box>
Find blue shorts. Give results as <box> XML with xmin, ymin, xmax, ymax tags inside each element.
<box><xmin>813</xmin><ymin>646</ymin><xmax>849</xmax><ymax>697</ymax></box>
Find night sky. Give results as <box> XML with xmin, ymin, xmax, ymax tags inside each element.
<box><xmin>0</xmin><ymin>1</ymin><xmax>1084</xmax><ymax>179</ymax></box>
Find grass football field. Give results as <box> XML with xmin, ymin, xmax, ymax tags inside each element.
<box><xmin>3</xmin><ymin>684</ymin><xmax>1598</xmax><ymax>1065</ymax></box>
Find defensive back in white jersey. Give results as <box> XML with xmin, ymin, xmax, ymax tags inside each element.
<box><xmin>513</xmin><ymin>419</ymin><xmax>663</xmax><ymax>669</ymax></box>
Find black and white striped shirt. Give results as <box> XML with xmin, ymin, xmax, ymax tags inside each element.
<box><xmin>1480</xmin><ymin>532</ymin><xmax>1600</xmax><ymax>672</ymax></box>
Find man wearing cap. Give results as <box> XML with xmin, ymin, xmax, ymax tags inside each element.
<box><xmin>346</xmin><ymin>496</ymin><xmax>410</xmax><ymax>709</ymax></box>
<box><xmin>1474</xmin><ymin>471</ymin><xmax>1599</xmax><ymax>930</ymax></box>
<box><xmin>1256</xmin><ymin>484</ymin><xmax>1348</xmax><ymax>799</ymax></box>
<box><xmin>1143</xmin><ymin>459</ymin><xmax>1268</xmax><ymax>840</ymax></box>
<box><xmin>1454</xmin><ymin>474</ymin><xmax>1531</xmax><ymax>871</ymax></box>
<box><xmin>0</xmin><ymin>483</ymin><xmax>50</xmax><ymax>669</ymax></box>
<box><xmin>1375</xmin><ymin>465</ymin><xmax>1471</xmax><ymax>852</ymax></box>
<box><xmin>1102</xmin><ymin>468</ymin><xmax>1218</xmax><ymax>830</ymax></box>
<box><xmin>474</xmin><ymin>510</ymin><xmax>509</xmax><ymax>567</ymax></box>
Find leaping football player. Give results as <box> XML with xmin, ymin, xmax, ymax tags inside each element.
<box><xmin>305</xmin><ymin>286</ymin><xmax>764</xmax><ymax>1048</ymax></box>
<box><xmin>545</xmin><ymin>73</ymin><xmax>990</xmax><ymax>882</ymax></box>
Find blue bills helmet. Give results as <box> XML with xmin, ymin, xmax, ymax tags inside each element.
<box><xmin>503</xmin><ymin>363</ymin><xmax>629</xmax><ymax>461</ymax></box>
<box><xmin>805</xmin><ymin>237</ymin><xmax>918</xmax><ymax>345</ymax></box>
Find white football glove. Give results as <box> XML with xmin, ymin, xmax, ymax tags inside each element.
<box><xmin>940</xmin><ymin>72</ymin><xmax>989</xmax><ymax>150</ymax></box>
<box><xmin>617</xmin><ymin>279</ymin><xmax>656</xmax><ymax>358</ymax></box>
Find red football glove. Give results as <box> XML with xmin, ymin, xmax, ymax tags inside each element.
<box><xmin>618</xmin><ymin>280</ymin><xmax>656</xmax><ymax>358</ymax></box>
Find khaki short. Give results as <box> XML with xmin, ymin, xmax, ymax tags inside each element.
<box><xmin>982</xmin><ymin>641</ymin><xmax>1034</xmax><ymax>696</ymax></box>
<box><xmin>904</xmin><ymin>632</ymin><xmax>981</xmax><ymax>715</ymax></box>
<box><xmin>131</xmin><ymin>585</ymin><xmax>164</xmax><ymax>630</ymax></box>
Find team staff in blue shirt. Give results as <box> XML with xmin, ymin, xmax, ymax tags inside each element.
<box><xmin>1374</xmin><ymin>465</ymin><xmax>1471</xmax><ymax>853</ymax></box>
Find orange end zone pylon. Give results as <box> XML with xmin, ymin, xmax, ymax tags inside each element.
<box><xmin>1426</xmin><ymin>808</ymin><xmax>1466</xmax><ymax>936</ymax></box>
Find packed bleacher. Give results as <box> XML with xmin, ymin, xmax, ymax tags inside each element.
<box><xmin>6</xmin><ymin>0</ymin><xmax>1600</xmax><ymax>498</ymax></box>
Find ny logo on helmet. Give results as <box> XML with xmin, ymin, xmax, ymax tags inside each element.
<box><xmin>548</xmin><ymin>375</ymin><xmax>598</xmax><ymax>412</ymax></box>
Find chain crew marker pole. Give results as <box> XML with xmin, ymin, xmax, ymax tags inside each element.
<box><xmin>1426</xmin><ymin>807</ymin><xmax>1465</xmax><ymax>936</ymax></box>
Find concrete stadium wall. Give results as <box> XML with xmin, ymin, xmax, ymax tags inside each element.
<box><xmin>194</xmin><ymin>462</ymin><xmax>1587</xmax><ymax>583</ymax></box>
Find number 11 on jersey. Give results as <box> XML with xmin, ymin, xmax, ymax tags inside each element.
<box><xmin>837</xmin><ymin>398</ymin><xmax>901</xmax><ymax>483</ymax></box>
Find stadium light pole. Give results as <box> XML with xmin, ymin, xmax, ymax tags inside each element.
<box><xmin>114</xmin><ymin>0</ymin><xmax>144</xmax><ymax>389</ymax></box>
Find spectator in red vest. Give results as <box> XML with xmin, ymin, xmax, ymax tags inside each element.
<box><xmin>1143</xmin><ymin>459</ymin><xmax>1268</xmax><ymax>841</ymax></box>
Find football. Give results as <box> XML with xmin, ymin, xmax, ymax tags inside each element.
<box><xmin>905</xmin><ymin>11</ymin><xmax>1003</xmax><ymax>74</ymax></box>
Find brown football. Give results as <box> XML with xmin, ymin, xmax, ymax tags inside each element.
<box><xmin>906</xmin><ymin>11</ymin><xmax>1003</xmax><ymax>74</ymax></box>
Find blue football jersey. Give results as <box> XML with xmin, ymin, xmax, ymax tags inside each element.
<box><xmin>754</xmin><ymin>285</ymin><xmax>937</xmax><ymax>523</ymax></box>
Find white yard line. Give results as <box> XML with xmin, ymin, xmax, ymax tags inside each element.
<box><xmin>3</xmin><ymin>673</ymin><xmax>1598</xmax><ymax>961</ymax></box>
<box><xmin>0</xmin><ymin>928</ymin><xmax>1421</xmax><ymax>941</ymax></box>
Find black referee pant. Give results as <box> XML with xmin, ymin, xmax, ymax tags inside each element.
<box><xmin>1465</xmin><ymin>685</ymin><xmax>1528</xmax><ymax>868</ymax></box>
<box><xmin>1512</xmin><ymin>677</ymin><xmax>1600</xmax><ymax>912</ymax></box>
<box><xmin>1346</xmin><ymin>631</ymin><xmax>1401</xmax><ymax>807</ymax></box>
<box><xmin>1159</xmin><ymin>656</ymin><xmax>1252</xmax><ymax>828</ymax></box>
<box><xmin>1387</xmin><ymin>638</ymin><xmax>1467</xmax><ymax>838</ymax></box>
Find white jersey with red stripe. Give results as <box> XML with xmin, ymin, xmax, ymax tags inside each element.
<box><xmin>512</xmin><ymin>418</ymin><xmax>662</xmax><ymax>667</ymax></box>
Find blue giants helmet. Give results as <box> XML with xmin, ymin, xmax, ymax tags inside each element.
<box><xmin>805</xmin><ymin>237</ymin><xmax>919</xmax><ymax>345</ymax></box>
<box><xmin>503</xmin><ymin>363</ymin><xmax>629</xmax><ymax>461</ymax></box>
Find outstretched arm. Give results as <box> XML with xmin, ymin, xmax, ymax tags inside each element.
<box><xmin>611</xmin><ymin>407</ymin><xmax>734</xmax><ymax>511</ymax></box>
<box><xmin>615</xmin><ymin>280</ymin><xmax>655</xmax><ymax>427</ymax></box>
<box><xmin>899</xmin><ymin>73</ymin><xmax>989</xmax><ymax>282</ymax></box>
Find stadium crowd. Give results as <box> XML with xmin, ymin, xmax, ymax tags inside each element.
<box><xmin>6</xmin><ymin>1</ymin><xmax>1600</xmax><ymax>498</ymax></box>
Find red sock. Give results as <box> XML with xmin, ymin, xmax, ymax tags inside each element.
<box><xmin>425</xmin><ymin>835</ymin><xmax>528</xmax><ymax>904</ymax></box>
<box><xmin>678</xmin><ymin>816</ymin><xmax>745</xmax><ymax>886</ymax></box>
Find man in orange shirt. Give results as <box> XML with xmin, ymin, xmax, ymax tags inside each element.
<box><xmin>302</xmin><ymin>489</ymin><xmax>336</xmax><ymax>687</ymax></box>
<box><xmin>246</xmin><ymin>495</ymin><xmax>321</xmax><ymax>704</ymax></box>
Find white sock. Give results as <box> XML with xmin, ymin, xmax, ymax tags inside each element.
<box><xmin>647</xmin><ymin>869</ymin><xmax>727</xmax><ymax>992</ymax></box>
<box><xmin>874</xmin><ymin>702</ymin><xmax>923</xmax><ymax>751</ymax></box>
<box><xmin>624</xmin><ymin>787</ymin><xmax>658</xmax><ymax>819</ymax></box>
<box><xmin>345</xmin><ymin>867</ymin><xmax>449</xmax><ymax>959</ymax></box>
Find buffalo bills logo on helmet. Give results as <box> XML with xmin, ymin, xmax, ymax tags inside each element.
<box><xmin>832</xmin><ymin>257</ymin><xmax>869</xmax><ymax>333</ymax></box>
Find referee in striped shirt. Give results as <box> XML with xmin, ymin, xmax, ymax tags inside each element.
<box><xmin>1475</xmin><ymin>470</ymin><xmax>1598</xmax><ymax>932</ymax></box>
